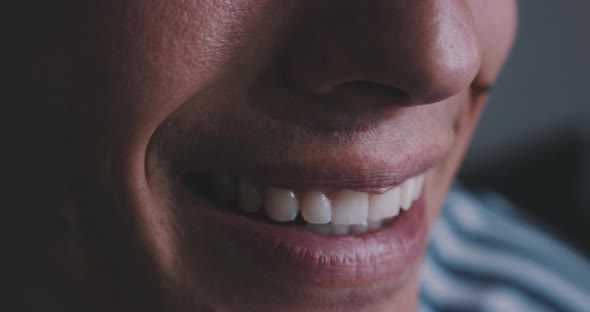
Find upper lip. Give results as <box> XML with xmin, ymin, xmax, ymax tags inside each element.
<box><xmin>166</xmin><ymin>107</ymin><xmax>453</xmax><ymax>193</ymax></box>
<box><xmin>180</xmin><ymin>143</ymin><xmax>446</xmax><ymax>193</ymax></box>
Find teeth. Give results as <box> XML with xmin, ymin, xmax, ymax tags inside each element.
<box><xmin>413</xmin><ymin>175</ymin><xmax>424</xmax><ymax>200</ymax></box>
<box><xmin>300</xmin><ymin>191</ymin><xmax>332</xmax><ymax>224</ymax></box>
<box><xmin>212</xmin><ymin>174</ymin><xmax>426</xmax><ymax>235</ymax></box>
<box><xmin>264</xmin><ymin>187</ymin><xmax>299</xmax><ymax>222</ymax></box>
<box><xmin>368</xmin><ymin>220</ymin><xmax>384</xmax><ymax>231</ymax></box>
<box><xmin>400</xmin><ymin>178</ymin><xmax>415</xmax><ymax>211</ymax></box>
<box><xmin>368</xmin><ymin>186</ymin><xmax>401</xmax><ymax>222</ymax></box>
<box><xmin>238</xmin><ymin>179</ymin><xmax>261</xmax><ymax>213</ymax></box>
<box><xmin>350</xmin><ymin>223</ymin><xmax>369</xmax><ymax>235</ymax></box>
<box><xmin>331</xmin><ymin>190</ymin><xmax>369</xmax><ymax>225</ymax></box>
<box><xmin>305</xmin><ymin>223</ymin><xmax>332</xmax><ymax>236</ymax></box>
<box><xmin>331</xmin><ymin>224</ymin><xmax>350</xmax><ymax>236</ymax></box>
<box><xmin>304</xmin><ymin>221</ymin><xmax>383</xmax><ymax>236</ymax></box>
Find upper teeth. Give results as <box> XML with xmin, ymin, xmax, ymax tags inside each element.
<box><xmin>214</xmin><ymin>174</ymin><xmax>425</xmax><ymax>236</ymax></box>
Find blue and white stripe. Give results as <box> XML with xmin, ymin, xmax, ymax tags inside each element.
<box><xmin>419</xmin><ymin>185</ymin><xmax>590</xmax><ymax>312</ymax></box>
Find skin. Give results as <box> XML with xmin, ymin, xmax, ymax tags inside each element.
<box><xmin>4</xmin><ymin>1</ymin><xmax>516</xmax><ymax>311</ymax></box>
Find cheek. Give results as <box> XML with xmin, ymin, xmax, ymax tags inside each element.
<box><xmin>82</xmin><ymin>0</ymin><xmax>293</xmax><ymax>166</ymax></box>
<box><xmin>469</xmin><ymin>0</ymin><xmax>517</xmax><ymax>84</ymax></box>
<box><xmin>91</xmin><ymin>2</ymin><xmax>220</xmax><ymax>134</ymax></box>
<box><xmin>421</xmin><ymin>0</ymin><xmax>516</xmax><ymax>226</ymax></box>
<box><xmin>73</xmin><ymin>1</ymin><xmax>250</xmax><ymax>159</ymax></box>
<box><xmin>424</xmin><ymin>88</ymin><xmax>489</xmax><ymax>227</ymax></box>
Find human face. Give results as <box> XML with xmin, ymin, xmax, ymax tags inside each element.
<box><xmin>6</xmin><ymin>1</ymin><xmax>516</xmax><ymax>311</ymax></box>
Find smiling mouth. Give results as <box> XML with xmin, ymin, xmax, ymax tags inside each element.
<box><xmin>166</xmin><ymin>133</ymin><xmax>445</xmax><ymax>287</ymax></box>
<box><xmin>186</xmin><ymin>173</ymin><xmax>425</xmax><ymax>236</ymax></box>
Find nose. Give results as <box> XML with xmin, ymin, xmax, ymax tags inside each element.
<box><xmin>283</xmin><ymin>0</ymin><xmax>482</xmax><ymax>107</ymax></box>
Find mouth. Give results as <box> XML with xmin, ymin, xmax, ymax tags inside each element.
<box><xmin>185</xmin><ymin>173</ymin><xmax>425</xmax><ymax>236</ymax></box>
<box><xmin>177</xmin><ymin>170</ymin><xmax>429</xmax><ymax>288</ymax></box>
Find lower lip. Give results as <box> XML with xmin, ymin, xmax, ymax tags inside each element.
<box><xmin>177</xmin><ymin>180</ymin><xmax>428</xmax><ymax>288</ymax></box>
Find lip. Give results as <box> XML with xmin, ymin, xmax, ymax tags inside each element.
<box><xmin>156</xmin><ymin>118</ymin><xmax>448</xmax><ymax>289</ymax></box>
<box><xmin>175</xmin><ymin>141</ymin><xmax>447</xmax><ymax>194</ymax></box>
<box><xmin>174</xmin><ymin>175</ymin><xmax>428</xmax><ymax>288</ymax></box>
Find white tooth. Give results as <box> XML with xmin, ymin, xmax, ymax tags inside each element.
<box><xmin>350</xmin><ymin>223</ymin><xmax>369</xmax><ymax>235</ymax></box>
<box><xmin>264</xmin><ymin>187</ymin><xmax>298</xmax><ymax>222</ymax></box>
<box><xmin>214</xmin><ymin>175</ymin><xmax>236</xmax><ymax>206</ymax></box>
<box><xmin>300</xmin><ymin>191</ymin><xmax>332</xmax><ymax>224</ymax></box>
<box><xmin>331</xmin><ymin>224</ymin><xmax>350</xmax><ymax>236</ymax></box>
<box><xmin>367</xmin><ymin>220</ymin><xmax>383</xmax><ymax>231</ymax></box>
<box><xmin>238</xmin><ymin>179</ymin><xmax>261</xmax><ymax>213</ymax></box>
<box><xmin>305</xmin><ymin>223</ymin><xmax>332</xmax><ymax>236</ymax></box>
<box><xmin>331</xmin><ymin>190</ymin><xmax>369</xmax><ymax>225</ymax></box>
<box><xmin>413</xmin><ymin>175</ymin><xmax>425</xmax><ymax>200</ymax></box>
<box><xmin>368</xmin><ymin>186</ymin><xmax>401</xmax><ymax>222</ymax></box>
<box><xmin>400</xmin><ymin>178</ymin><xmax>415</xmax><ymax>211</ymax></box>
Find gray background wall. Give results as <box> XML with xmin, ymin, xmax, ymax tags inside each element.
<box><xmin>461</xmin><ymin>0</ymin><xmax>589</xmax><ymax>253</ymax></box>
<box><xmin>464</xmin><ymin>0</ymin><xmax>590</xmax><ymax>169</ymax></box>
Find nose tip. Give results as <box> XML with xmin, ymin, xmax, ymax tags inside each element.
<box><xmin>283</xmin><ymin>0</ymin><xmax>482</xmax><ymax>107</ymax></box>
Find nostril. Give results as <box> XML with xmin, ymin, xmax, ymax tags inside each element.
<box><xmin>334</xmin><ymin>81</ymin><xmax>411</xmax><ymax>106</ymax></box>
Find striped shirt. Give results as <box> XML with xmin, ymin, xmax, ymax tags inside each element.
<box><xmin>419</xmin><ymin>185</ymin><xmax>590</xmax><ymax>312</ymax></box>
